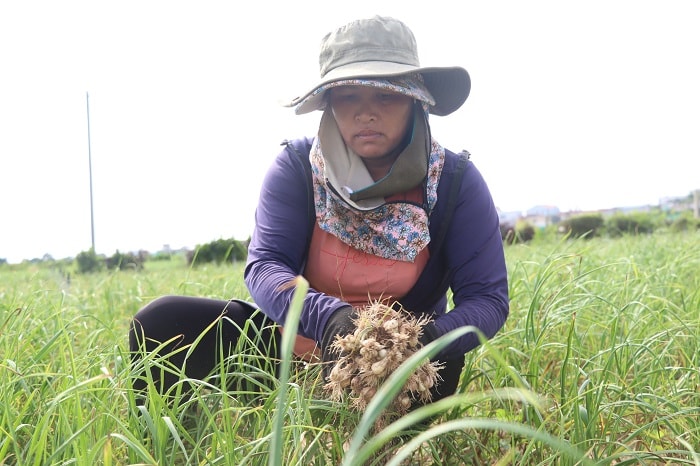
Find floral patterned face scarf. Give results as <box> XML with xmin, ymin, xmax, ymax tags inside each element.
<box><xmin>309</xmin><ymin>76</ymin><xmax>446</xmax><ymax>263</ymax></box>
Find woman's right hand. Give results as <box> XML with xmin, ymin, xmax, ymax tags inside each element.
<box><xmin>320</xmin><ymin>306</ymin><xmax>357</xmax><ymax>377</ymax></box>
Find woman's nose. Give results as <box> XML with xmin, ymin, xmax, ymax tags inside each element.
<box><xmin>354</xmin><ymin>100</ymin><xmax>377</xmax><ymax>122</ymax></box>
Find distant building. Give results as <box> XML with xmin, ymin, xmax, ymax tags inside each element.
<box><xmin>526</xmin><ymin>205</ymin><xmax>560</xmax><ymax>217</ymax></box>
<box><xmin>498</xmin><ymin>188</ymin><xmax>700</xmax><ymax>234</ymax></box>
<box><xmin>661</xmin><ymin>191</ymin><xmax>700</xmax><ymax>218</ymax></box>
<box><xmin>525</xmin><ymin>205</ymin><xmax>560</xmax><ymax>228</ymax></box>
<box><xmin>497</xmin><ymin>209</ymin><xmax>523</xmax><ymax>227</ymax></box>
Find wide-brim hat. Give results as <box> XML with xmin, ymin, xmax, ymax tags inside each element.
<box><xmin>286</xmin><ymin>16</ymin><xmax>471</xmax><ymax>116</ymax></box>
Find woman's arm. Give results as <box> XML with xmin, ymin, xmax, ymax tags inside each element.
<box><xmin>431</xmin><ymin>160</ymin><xmax>510</xmax><ymax>358</ymax></box>
<box><xmin>244</xmin><ymin>141</ymin><xmax>349</xmax><ymax>342</ymax></box>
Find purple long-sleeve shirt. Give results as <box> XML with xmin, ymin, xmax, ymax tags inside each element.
<box><xmin>244</xmin><ymin>137</ymin><xmax>509</xmax><ymax>360</ymax></box>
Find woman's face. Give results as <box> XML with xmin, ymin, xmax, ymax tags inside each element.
<box><xmin>328</xmin><ymin>86</ymin><xmax>414</xmax><ymax>164</ymax></box>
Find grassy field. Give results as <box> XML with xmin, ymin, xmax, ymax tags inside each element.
<box><xmin>1</xmin><ymin>232</ymin><xmax>698</xmax><ymax>465</ymax></box>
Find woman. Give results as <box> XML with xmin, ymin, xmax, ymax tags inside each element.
<box><xmin>130</xmin><ymin>15</ymin><xmax>509</xmax><ymax>405</ymax></box>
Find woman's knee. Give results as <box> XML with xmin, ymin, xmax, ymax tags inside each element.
<box><xmin>129</xmin><ymin>295</ymin><xmax>189</xmax><ymax>352</ymax></box>
<box><xmin>129</xmin><ymin>296</ymin><xmax>264</xmax><ymax>354</ymax></box>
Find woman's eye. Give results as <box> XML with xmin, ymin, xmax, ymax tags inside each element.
<box><xmin>378</xmin><ymin>93</ymin><xmax>402</xmax><ymax>103</ymax></box>
<box><xmin>334</xmin><ymin>93</ymin><xmax>358</xmax><ymax>102</ymax></box>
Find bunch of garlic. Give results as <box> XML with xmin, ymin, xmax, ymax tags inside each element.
<box><xmin>324</xmin><ymin>302</ymin><xmax>442</xmax><ymax>420</ymax></box>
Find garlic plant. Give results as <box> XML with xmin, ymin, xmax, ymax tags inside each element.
<box><xmin>324</xmin><ymin>302</ymin><xmax>442</xmax><ymax>427</ymax></box>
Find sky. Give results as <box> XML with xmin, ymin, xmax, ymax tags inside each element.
<box><xmin>1</xmin><ymin>1</ymin><xmax>698</xmax><ymax>264</ymax></box>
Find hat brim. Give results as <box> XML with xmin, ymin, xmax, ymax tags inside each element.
<box><xmin>287</xmin><ymin>62</ymin><xmax>470</xmax><ymax>116</ymax></box>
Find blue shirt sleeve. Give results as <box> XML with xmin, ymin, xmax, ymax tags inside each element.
<box><xmin>244</xmin><ymin>143</ymin><xmax>349</xmax><ymax>343</ymax></box>
<box><xmin>431</xmin><ymin>160</ymin><xmax>510</xmax><ymax>358</ymax></box>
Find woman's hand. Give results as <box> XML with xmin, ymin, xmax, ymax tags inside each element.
<box><xmin>320</xmin><ymin>306</ymin><xmax>356</xmax><ymax>377</ymax></box>
<box><xmin>418</xmin><ymin>320</ymin><xmax>440</xmax><ymax>349</ymax></box>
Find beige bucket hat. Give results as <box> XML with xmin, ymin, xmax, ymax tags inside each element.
<box><xmin>287</xmin><ymin>15</ymin><xmax>471</xmax><ymax>116</ymax></box>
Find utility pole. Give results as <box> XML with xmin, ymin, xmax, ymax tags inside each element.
<box><xmin>86</xmin><ymin>92</ymin><xmax>96</xmax><ymax>252</ymax></box>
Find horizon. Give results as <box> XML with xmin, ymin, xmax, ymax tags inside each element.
<box><xmin>4</xmin><ymin>192</ymin><xmax>696</xmax><ymax>265</ymax></box>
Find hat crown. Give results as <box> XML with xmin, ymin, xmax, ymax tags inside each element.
<box><xmin>319</xmin><ymin>16</ymin><xmax>420</xmax><ymax>78</ymax></box>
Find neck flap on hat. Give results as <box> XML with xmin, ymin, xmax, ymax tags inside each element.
<box><xmin>310</xmin><ymin>113</ymin><xmax>445</xmax><ymax>262</ymax></box>
<box><xmin>318</xmin><ymin>105</ymin><xmax>431</xmax><ymax>210</ymax></box>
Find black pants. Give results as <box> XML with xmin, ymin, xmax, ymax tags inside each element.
<box><xmin>128</xmin><ymin>295</ymin><xmax>464</xmax><ymax>403</ymax></box>
<box><xmin>129</xmin><ymin>295</ymin><xmax>280</xmax><ymax>397</ymax></box>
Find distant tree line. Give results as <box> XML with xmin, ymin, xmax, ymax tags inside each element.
<box><xmin>75</xmin><ymin>249</ymin><xmax>147</xmax><ymax>274</ymax></box>
<box><xmin>501</xmin><ymin>210</ymin><xmax>700</xmax><ymax>245</ymax></box>
<box><xmin>4</xmin><ymin>212</ymin><xmax>696</xmax><ymax>269</ymax></box>
<box><xmin>186</xmin><ymin>237</ymin><xmax>249</xmax><ymax>266</ymax></box>
<box><xmin>71</xmin><ymin>237</ymin><xmax>249</xmax><ymax>274</ymax></box>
